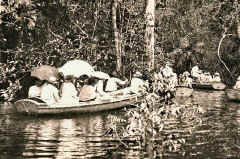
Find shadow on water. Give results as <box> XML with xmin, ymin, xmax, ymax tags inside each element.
<box><xmin>0</xmin><ymin>90</ymin><xmax>240</xmax><ymax>159</ymax></box>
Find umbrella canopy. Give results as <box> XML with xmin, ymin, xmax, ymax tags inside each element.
<box><xmin>31</xmin><ymin>65</ymin><xmax>59</xmax><ymax>82</ymax></box>
<box><xmin>91</xmin><ymin>71</ymin><xmax>110</xmax><ymax>80</ymax></box>
<box><xmin>58</xmin><ymin>60</ymin><xmax>94</xmax><ymax>78</ymax></box>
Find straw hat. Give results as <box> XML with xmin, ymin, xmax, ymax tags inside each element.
<box><xmin>133</xmin><ymin>71</ymin><xmax>142</xmax><ymax>78</ymax></box>
<box><xmin>183</xmin><ymin>71</ymin><xmax>190</xmax><ymax>76</ymax></box>
<box><xmin>214</xmin><ymin>72</ymin><xmax>220</xmax><ymax>76</ymax></box>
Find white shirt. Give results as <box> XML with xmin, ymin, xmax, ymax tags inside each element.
<box><xmin>40</xmin><ymin>83</ymin><xmax>60</xmax><ymax>105</ymax></box>
<box><xmin>212</xmin><ymin>76</ymin><xmax>221</xmax><ymax>82</ymax></box>
<box><xmin>28</xmin><ymin>85</ymin><xmax>41</xmax><ymax>98</ymax></box>
<box><xmin>96</xmin><ymin>80</ymin><xmax>107</xmax><ymax>96</ymax></box>
<box><xmin>105</xmin><ymin>78</ymin><xmax>127</xmax><ymax>92</ymax></box>
<box><xmin>191</xmin><ymin>66</ymin><xmax>201</xmax><ymax>78</ymax></box>
<box><xmin>59</xmin><ymin>82</ymin><xmax>79</xmax><ymax>104</ymax></box>
<box><xmin>130</xmin><ymin>77</ymin><xmax>146</xmax><ymax>93</ymax></box>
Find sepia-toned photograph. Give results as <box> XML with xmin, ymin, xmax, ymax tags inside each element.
<box><xmin>0</xmin><ymin>0</ymin><xmax>240</xmax><ymax>158</ymax></box>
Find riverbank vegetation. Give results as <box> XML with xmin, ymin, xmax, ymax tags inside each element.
<box><xmin>0</xmin><ymin>0</ymin><xmax>240</xmax><ymax>100</ymax></box>
<box><xmin>105</xmin><ymin>73</ymin><xmax>204</xmax><ymax>158</ymax></box>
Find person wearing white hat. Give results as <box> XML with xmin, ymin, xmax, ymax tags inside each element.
<box><xmin>233</xmin><ymin>76</ymin><xmax>240</xmax><ymax>89</ymax></box>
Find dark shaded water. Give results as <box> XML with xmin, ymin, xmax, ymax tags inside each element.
<box><xmin>0</xmin><ymin>90</ymin><xmax>240</xmax><ymax>159</ymax></box>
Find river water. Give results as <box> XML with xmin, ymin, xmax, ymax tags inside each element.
<box><xmin>0</xmin><ymin>90</ymin><xmax>239</xmax><ymax>159</ymax></box>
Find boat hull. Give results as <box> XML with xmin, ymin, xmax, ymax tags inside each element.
<box><xmin>14</xmin><ymin>94</ymin><xmax>145</xmax><ymax>115</ymax></box>
<box><xmin>192</xmin><ymin>82</ymin><xmax>226</xmax><ymax>91</ymax></box>
<box><xmin>226</xmin><ymin>89</ymin><xmax>240</xmax><ymax>102</ymax></box>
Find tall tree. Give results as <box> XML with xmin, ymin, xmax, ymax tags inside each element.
<box><xmin>145</xmin><ymin>0</ymin><xmax>155</xmax><ymax>72</ymax></box>
<box><xmin>112</xmin><ymin>0</ymin><xmax>122</xmax><ymax>73</ymax></box>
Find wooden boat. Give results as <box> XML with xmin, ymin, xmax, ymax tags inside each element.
<box><xmin>212</xmin><ymin>82</ymin><xmax>226</xmax><ymax>90</ymax></box>
<box><xmin>14</xmin><ymin>93</ymin><xmax>145</xmax><ymax>115</ymax></box>
<box><xmin>175</xmin><ymin>87</ymin><xmax>193</xmax><ymax>97</ymax></box>
<box><xmin>225</xmin><ymin>89</ymin><xmax>240</xmax><ymax>102</ymax></box>
<box><xmin>192</xmin><ymin>82</ymin><xmax>226</xmax><ymax>91</ymax></box>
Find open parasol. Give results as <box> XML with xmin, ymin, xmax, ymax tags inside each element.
<box><xmin>91</xmin><ymin>71</ymin><xmax>110</xmax><ymax>80</ymax></box>
<box><xmin>31</xmin><ymin>65</ymin><xmax>59</xmax><ymax>82</ymax></box>
<box><xmin>58</xmin><ymin>60</ymin><xmax>94</xmax><ymax>78</ymax></box>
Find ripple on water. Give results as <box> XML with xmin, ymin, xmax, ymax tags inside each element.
<box><xmin>1</xmin><ymin>91</ymin><xmax>240</xmax><ymax>159</ymax></box>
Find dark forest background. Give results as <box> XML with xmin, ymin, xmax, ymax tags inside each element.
<box><xmin>0</xmin><ymin>0</ymin><xmax>240</xmax><ymax>100</ymax></box>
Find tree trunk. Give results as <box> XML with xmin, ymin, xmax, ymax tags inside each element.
<box><xmin>237</xmin><ymin>21</ymin><xmax>240</xmax><ymax>39</ymax></box>
<box><xmin>112</xmin><ymin>0</ymin><xmax>122</xmax><ymax>73</ymax></box>
<box><xmin>145</xmin><ymin>0</ymin><xmax>155</xmax><ymax>72</ymax></box>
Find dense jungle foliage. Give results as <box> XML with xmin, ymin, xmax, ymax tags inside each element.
<box><xmin>0</xmin><ymin>0</ymin><xmax>240</xmax><ymax>101</ymax></box>
<box><xmin>0</xmin><ymin>0</ymin><xmax>240</xmax><ymax>100</ymax></box>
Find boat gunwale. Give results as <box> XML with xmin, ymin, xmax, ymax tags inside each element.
<box><xmin>191</xmin><ymin>82</ymin><xmax>226</xmax><ymax>90</ymax></box>
<box><xmin>39</xmin><ymin>94</ymin><xmax>141</xmax><ymax>109</ymax></box>
<box><xmin>14</xmin><ymin>93</ymin><xmax>144</xmax><ymax>114</ymax></box>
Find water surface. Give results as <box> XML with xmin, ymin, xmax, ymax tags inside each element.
<box><xmin>0</xmin><ymin>90</ymin><xmax>239</xmax><ymax>158</ymax></box>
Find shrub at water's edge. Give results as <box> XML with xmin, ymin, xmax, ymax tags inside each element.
<box><xmin>104</xmin><ymin>71</ymin><xmax>204</xmax><ymax>158</ymax></box>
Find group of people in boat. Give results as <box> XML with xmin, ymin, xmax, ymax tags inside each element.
<box><xmin>160</xmin><ymin>65</ymin><xmax>223</xmax><ymax>88</ymax></box>
<box><xmin>28</xmin><ymin>60</ymin><xmax>240</xmax><ymax>105</ymax></box>
<box><xmin>28</xmin><ymin>70</ymin><xmax>148</xmax><ymax>105</ymax></box>
<box><xmin>190</xmin><ymin>65</ymin><xmax>221</xmax><ymax>83</ymax></box>
<box><xmin>175</xmin><ymin>65</ymin><xmax>240</xmax><ymax>90</ymax></box>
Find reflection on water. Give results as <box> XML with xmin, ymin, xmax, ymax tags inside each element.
<box><xmin>0</xmin><ymin>90</ymin><xmax>240</xmax><ymax>159</ymax></box>
<box><xmin>21</xmin><ymin>115</ymin><xmax>115</xmax><ymax>159</ymax></box>
<box><xmin>178</xmin><ymin>90</ymin><xmax>240</xmax><ymax>159</ymax></box>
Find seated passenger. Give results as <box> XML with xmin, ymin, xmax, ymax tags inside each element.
<box><xmin>76</xmin><ymin>75</ymin><xmax>89</xmax><ymax>89</ymax></box>
<box><xmin>105</xmin><ymin>71</ymin><xmax>128</xmax><ymax>92</ymax></box>
<box><xmin>28</xmin><ymin>78</ymin><xmax>44</xmax><ymax>98</ymax></box>
<box><xmin>96</xmin><ymin>78</ymin><xmax>108</xmax><ymax>97</ymax></box>
<box><xmin>169</xmin><ymin>72</ymin><xmax>178</xmax><ymax>87</ymax></box>
<box><xmin>233</xmin><ymin>76</ymin><xmax>240</xmax><ymax>89</ymax></box>
<box><xmin>161</xmin><ymin>65</ymin><xmax>174</xmax><ymax>78</ymax></box>
<box><xmin>191</xmin><ymin>65</ymin><xmax>202</xmax><ymax>81</ymax></box>
<box><xmin>59</xmin><ymin>75</ymin><xmax>79</xmax><ymax>104</ymax></box>
<box><xmin>212</xmin><ymin>72</ymin><xmax>221</xmax><ymax>82</ymax></box>
<box><xmin>78</xmin><ymin>77</ymin><xmax>98</xmax><ymax>101</ymax></box>
<box><xmin>130</xmin><ymin>71</ymin><xmax>148</xmax><ymax>94</ymax></box>
<box><xmin>91</xmin><ymin>71</ymin><xmax>111</xmax><ymax>98</ymax></box>
<box><xmin>182</xmin><ymin>71</ymin><xmax>192</xmax><ymax>88</ymax></box>
<box><xmin>40</xmin><ymin>76</ymin><xmax>60</xmax><ymax>105</ymax></box>
<box><xmin>205</xmin><ymin>72</ymin><xmax>213</xmax><ymax>82</ymax></box>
